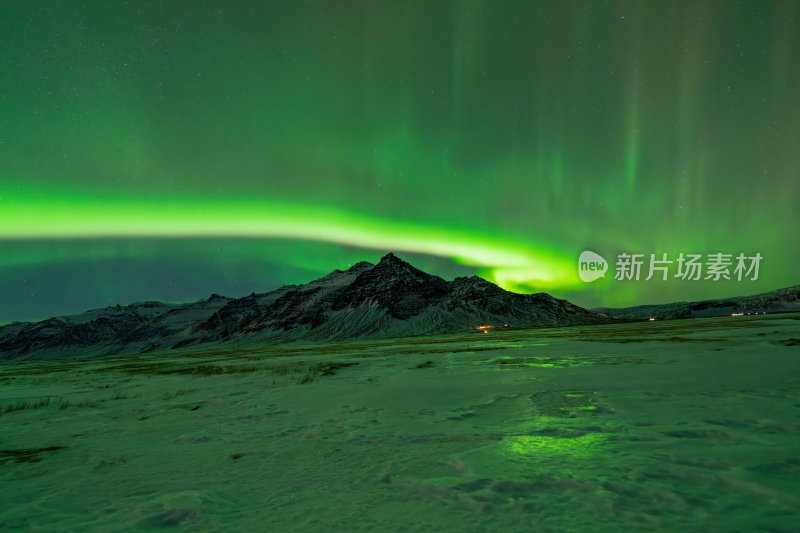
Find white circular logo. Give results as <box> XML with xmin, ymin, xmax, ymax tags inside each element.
<box><xmin>578</xmin><ymin>251</ymin><xmax>608</xmax><ymax>282</ymax></box>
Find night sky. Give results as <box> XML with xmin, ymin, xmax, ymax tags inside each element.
<box><xmin>2</xmin><ymin>1</ymin><xmax>799</xmax><ymax>323</ymax></box>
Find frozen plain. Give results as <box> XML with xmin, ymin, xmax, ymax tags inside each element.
<box><xmin>1</xmin><ymin>314</ymin><xmax>799</xmax><ymax>532</ymax></box>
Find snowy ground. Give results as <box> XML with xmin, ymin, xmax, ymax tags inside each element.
<box><xmin>1</xmin><ymin>314</ymin><xmax>799</xmax><ymax>532</ymax></box>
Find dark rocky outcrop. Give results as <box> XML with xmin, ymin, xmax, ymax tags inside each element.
<box><xmin>0</xmin><ymin>253</ymin><xmax>612</xmax><ymax>361</ymax></box>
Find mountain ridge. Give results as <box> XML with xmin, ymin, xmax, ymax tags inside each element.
<box><xmin>594</xmin><ymin>285</ymin><xmax>800</xmax><ymax>319</ymax></box>
<box><xmin>0</xmin><ymin>253</ymin><xmax>610</xmax><ymax>361</ymax></box>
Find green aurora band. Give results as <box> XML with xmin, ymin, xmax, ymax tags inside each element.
<box><xmin>0</xmin><ymin>186</ymin><xmax>579</xmax><ymax>291</ymax></box>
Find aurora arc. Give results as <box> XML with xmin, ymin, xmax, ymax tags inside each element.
<box><xmin>0</xmin><ymin>188</ymin><xmax>579</xmax><ymax>291</ymax></box>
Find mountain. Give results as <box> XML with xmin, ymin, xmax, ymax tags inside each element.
<box><xmin>595</xmin><ymin>285</ymin><xmax>800</xmax><ymax>320</ymax></box>
<box><xmin>0</xmin><ymin>253</ymin><xmax>612</xmax><ymax>361</ymax></box>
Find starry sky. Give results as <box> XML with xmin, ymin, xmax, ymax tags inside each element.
<box><xmin>1</xmin><ymin>0</ymin><xmax>799</xmax><ymax>323</ymax></box>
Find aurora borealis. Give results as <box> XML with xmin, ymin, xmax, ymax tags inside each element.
<box><xmin>1</xmin><ymin>1</ymin><xmax>799</xmax><ymax>323</ymax></box>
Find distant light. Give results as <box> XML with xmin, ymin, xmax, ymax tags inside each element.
<box><xmin>649</xmin><ymin>317</ymin><xmax>656</xmax><ymax>321</ymax></box>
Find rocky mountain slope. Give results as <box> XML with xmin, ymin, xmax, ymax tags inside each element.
<box><xmin>0</xmin><ymin>253</ymin><xmax>612</xmax><ymax>361</ymax></box>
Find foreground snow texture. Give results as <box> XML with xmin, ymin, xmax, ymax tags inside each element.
<box><xmin>2</xmin><ymin>315</ymin><xmax>800</xmax><ymax>532</ymax></box>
